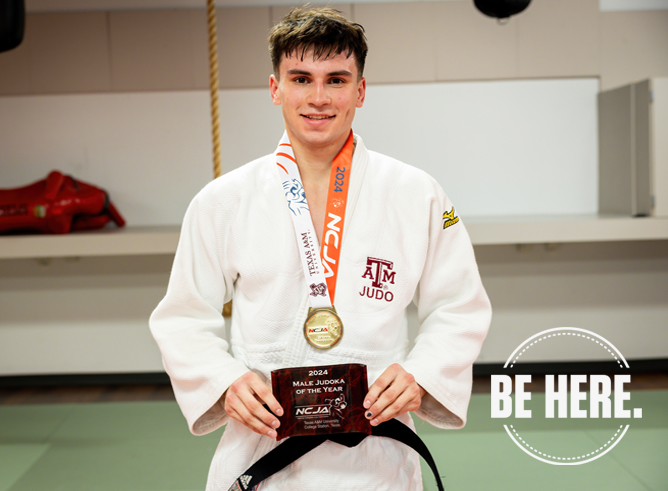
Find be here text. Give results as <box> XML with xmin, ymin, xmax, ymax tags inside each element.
<box><xmin>491</xmin><ymin>374</ymin><xmax>643</xmax><ymax>419</ymax></box>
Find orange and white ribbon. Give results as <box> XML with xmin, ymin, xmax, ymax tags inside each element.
<box><xmin>275</xmin><ymin>131</ymin><xmax>353</xmax><ymax>309</ymax></box>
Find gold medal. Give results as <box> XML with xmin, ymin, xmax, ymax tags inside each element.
<box><xmin>304</xmin><ymin>306</ymin><xmax>343</xmax><ymax>349</ymax></box>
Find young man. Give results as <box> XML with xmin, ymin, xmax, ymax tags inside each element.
<box><xmin>150</xmin><ymin>7</ymin><xmax>491</xmax><ymax>491</ymax></box>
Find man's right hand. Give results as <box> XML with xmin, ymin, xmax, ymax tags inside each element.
<box><xmin>223</xmin><ymin>371</ymin><xmax>284</xmax><ymax>439</ymax></box>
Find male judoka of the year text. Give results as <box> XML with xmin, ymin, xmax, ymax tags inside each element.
<box><xmin>149</xmin><ymin>7</ymin><xmax>491</xmax><ymax>491</ymax></box>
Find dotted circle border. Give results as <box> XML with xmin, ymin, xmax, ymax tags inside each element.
<box><xmin>508</xmin><ymin>424</ymin><xmax>625</xmax><ymax>462</ymax></box>
<box><xmin>502</xmin><ymin>327</ymin><xmax>631</xmax><ymax>466</ymax></box>
<box><xmin>509</xmin><ymin>331</ymin><xmax>623</xmax><ymax>369</ymax></box>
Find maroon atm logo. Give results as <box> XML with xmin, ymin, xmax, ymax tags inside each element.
<box><xmin>359</xmin><ymin>257</ymin><xmax>395</xmax><ymax>302</ymax></box>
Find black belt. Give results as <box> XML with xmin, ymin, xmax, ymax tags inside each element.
<box><xmin>227</xmin><ymin>418</ymin><xmax>445</xmax><ymax>491</ymax></box>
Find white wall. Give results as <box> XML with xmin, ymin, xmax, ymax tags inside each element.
<box><xmin>472</xmin><ymin>240</ymin><xmax>668</xmax><ymax>363</ymax></box>
<box><xmin>354</xmin><ymin>78</ymin><xmax>599</xmax><ymax>217</ymax></box>
<box><xmin>2</xmin><ymin>240</ymin><xmax>666</xmax><ymax>376</ymax></box>
<box><xmin>0</xmin><ymin>78</ymin><xmax>599</xmax><ymax>225</ymax></box>
<box><xmin>0</xmin><ymin>80</ymin><xmax>665</xmax><ymax>376</ymax></box>
<box><xmin>0</xmin><ymin>90</ymin><xmax>283</xmax><ymax>226</ymax></box>
<box><xmin>0</xmin><ymin>256</ymin><xmax>170</xmax><ymax>374</ymax></box>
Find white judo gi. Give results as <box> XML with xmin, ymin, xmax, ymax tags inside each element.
<box><xmin>149</xmin><ymin>134</ymin><xmax>491</xmax><ymax>491</ymax></box>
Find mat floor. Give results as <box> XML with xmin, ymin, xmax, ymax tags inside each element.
<box><xmin>3</xmin><ymin>371</ymin><xmax>668</xmax><ymax>405</ymax></box>
<box><xmin>1</xmin><ymin>379</ymin><xmax>666</xmax><ymax>491</ymax></box>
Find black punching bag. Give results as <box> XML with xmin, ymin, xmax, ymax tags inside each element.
<box><xmin>0</xmin><ymin>0</ymin><xmax>25</xmax><ymax>53</ymax></box>
<box><xmin>474</xmin><ymin>0</ymin><xmax>531</xmax><ymax>19</ymax></box>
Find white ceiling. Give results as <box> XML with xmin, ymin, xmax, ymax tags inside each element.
<box><xmin>24</xmin><ymin>0</ymin><xmax>668</xmax><ymax>13</ymax></box>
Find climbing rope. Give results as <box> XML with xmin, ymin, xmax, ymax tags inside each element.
<box><xmin>207</xmin><ymin>0</ymin><xmax>223</xmax><ymax>179</ymax></box>
<box><xmin>206</xmin><ymin>0</ymin><xmax>232</xmax><ymax>316</ymax></box>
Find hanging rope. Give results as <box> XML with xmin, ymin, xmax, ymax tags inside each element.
<box><xmin>207</xmin><ymin>0</ymin><xmax>223</xmax><ymax>179</ymax></box>
<box><xmin>206</xmin><ymin>0</ymin><xmax>232</xmax><ymax>317</ymax></box>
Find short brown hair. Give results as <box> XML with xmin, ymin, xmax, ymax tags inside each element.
<box><xmin>268</xmin><ymin>6</ymin><xmax>368</xmax><ymax>79</ymax></box>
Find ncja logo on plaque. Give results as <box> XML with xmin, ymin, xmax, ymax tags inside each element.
<box><xmin>491</xmin><ymin>327</ymin><xmax>643</xmax><ymax>465</ymax></box>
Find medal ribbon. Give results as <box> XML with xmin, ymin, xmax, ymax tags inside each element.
<box><xmin>275</xmin><ymin>131</ymin><xmax>353</xmax><ymax>309</ymax></box>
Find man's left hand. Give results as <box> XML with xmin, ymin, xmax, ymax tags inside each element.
<box><xmin>363</xmin><ymin>363</ymin><xmax>426</xmax><ymax>426</ymax></box>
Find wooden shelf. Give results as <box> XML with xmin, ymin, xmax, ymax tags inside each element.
<box><xmin>465</xmin><ymin>215</ymin><xmax>668</xmax><ymax>246</ymax></box>
<box><xmin>0</xmin><ymin>216</ymin><xmax>667</xmax><ymax>259</ymax></box>
<box><xmin>0</xmin><ymin>226</ymin><xmax>180</xmax><ymax>259</ymax></box>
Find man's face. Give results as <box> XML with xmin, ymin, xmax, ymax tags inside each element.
<box><xmin>270</xmin><ymin>48</ymin><xmax>366</xmax><ymax>154</ymax></box>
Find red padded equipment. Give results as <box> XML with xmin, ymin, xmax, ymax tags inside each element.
<box><xmin>0</xmin><ymin>171</ymin><xmax>126</xmax><ymax>234</ymax></box>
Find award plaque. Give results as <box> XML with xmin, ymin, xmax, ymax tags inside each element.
<box><xmin>271</xmin><ymin>363</ymin><xmax>371</xmax><ymax>441</ymax></box>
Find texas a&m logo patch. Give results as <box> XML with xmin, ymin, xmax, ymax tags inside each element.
<box><xmin>359</xmin><ymin>257</ymin><xmax>395</xmax><ymax>302</ymax></box>
<box><xmin>309</xmin><ymin>282</ymin><xmax>327</xmax><ymax>297</ymax></box>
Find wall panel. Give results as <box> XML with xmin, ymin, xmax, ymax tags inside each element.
<box><xmin>0</xmin><ymin>91</ymin><xmax>215</xmax><ymax>226</ymax></box>
<box><xmin>517</xmin><ymin>0</ymin><xmax>600</xmax><ymax>78</ymax></box>
<box><xmin>600</xmin><ymin>10</ymin><xmax>668</xmax><ymax>90</ymax></box>
<box><xmin>109</xmin><ymin>9</ymin><xmax>206</xmax><ymax>92</ymax></box>
<box><xmin>0</xmin><ymin>3</ymin><xmax>667</xmax><ymax>95</ymax></box>
<box><xmin>217</xmin><ymin>7</ymin><xmax>272</xmax><ymax>89</ymax></box>
<box><xmin>0</xmin><ymin>37</ymin><xmax>33</xmax><ymax>95</ymax></box>
<box><xmin>28</xmin><ymin>12</ymin><xmax>112</xmax><ymax>94</ymax></box>
<box><xmin>0</xmin><ymin>256</ymin><xmax>170</xmax><ymax>375</ymax></box>
<box><xmin>353</xmin><ymin>2</ymin><xmax>438</xmax><ymax>84</ymax></box>
<box><xmin>354</xmin><ymin>78</ymin><xmax>599</xmax><ymax>217</ymax></box>
<box><xmin>0</xmin><ymin>79</ymin><xmax>598</xmax><ymax>226</ymax></box>
<box><xmin>471</xmin><ymin>241</ymin><xmax>668</xmax><ymax>363</ymax></box>
<box><xmin>435</xmin><ymin>1</ymin><xmax>519</xmax><ymax>81</ymax></box>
